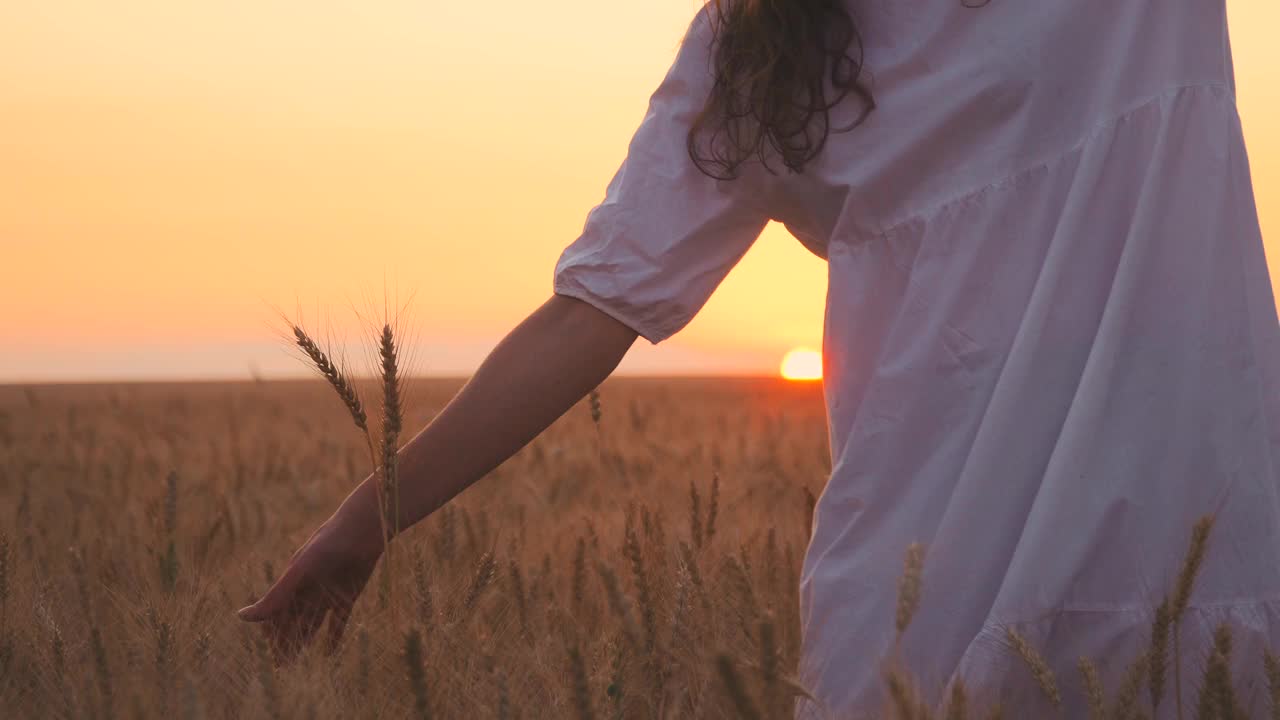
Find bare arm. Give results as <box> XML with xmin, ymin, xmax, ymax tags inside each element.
<box><xmin>239</xmin><ymin>294</ymin><xmax>638</xmax><ymax>648</ymax></box>
<box><xmin>337</xmin><ymin>293</ymin><xmax>638</xmax><ymax>558</ymax></box>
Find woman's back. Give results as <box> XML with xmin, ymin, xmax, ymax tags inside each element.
<box><xmin>793</xmin><ymin>1</ymin><xmax>1280</xmax><ymax>717</ymax></box>
<box><xmin>772</xmin><ymin>0</ymin><xmax>1239</xmax><ymax>250</ymax></box>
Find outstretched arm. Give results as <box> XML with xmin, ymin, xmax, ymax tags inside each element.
<box><xmin>238</xmin><ymin>294</ymin><xmax>638</xmax><ymax>652</ymax></box>
<box><xmin>345</xmin><ymin>292</ymin><xmax>638</xmax><ymax>549</ymax></box>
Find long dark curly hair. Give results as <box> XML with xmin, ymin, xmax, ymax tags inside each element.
<box><xmin>687</xmin><ymin>0</ymin><xmax>874</xmax><ymax>180</ymax></box>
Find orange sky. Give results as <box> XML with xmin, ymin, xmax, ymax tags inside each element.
<box><xmin>2</xmin><ymin>2</ymin><xmax>1277</xmax><ymax>381</ymax></box>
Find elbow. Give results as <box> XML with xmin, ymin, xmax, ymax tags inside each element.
<box><xmin>547</xmin><ymin>293</ymin><xmax>640</xmax><ymax>372</ymax></box>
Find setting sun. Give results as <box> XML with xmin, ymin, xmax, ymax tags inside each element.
<box><xmin>780</xmin><ymin>348</ymin><xmax>823</xmax><ymax>381</ymax></box>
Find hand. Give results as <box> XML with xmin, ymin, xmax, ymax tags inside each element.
<box><xmin>237</xmin><ymin>503</ymin><xmax>384</xmax><ymax>660</ymax></box>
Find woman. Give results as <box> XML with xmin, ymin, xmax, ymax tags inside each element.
<box><xmin>241</xmin><ymin>0</ymin><xmax>1280</xmax><ymax>716</ymax></box>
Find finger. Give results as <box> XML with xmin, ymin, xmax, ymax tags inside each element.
<box><xmin>239</xmin><ymin>564</ymin><xmax>304</xmax><ymax>622</ymax></box>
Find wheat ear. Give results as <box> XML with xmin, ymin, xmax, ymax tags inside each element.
<box><xmin>883</xmin><ymin>667</ymin><xmax>922</xmax><ymax>720</ymax></box>
<box><xmin>1005</xmin><ymin>627</ymin><xmax>1061</xmax><ymax>709</ymax></box>
<box><xmin>946</xmin><ymin>680</ymin><xmax>969</xmax><ymax>720</ymax></box>
<box><xmin>1148</xmin><ymin>598</ymin><xmax>1171</xmax><ymax>713</ymax></box>
<box><xmin>379</xmin><ymin>323</ymin><xmax>403</xmax><ymax>535</ymax></box>
<box><xmin>716</xmin><ymin>655</ymin><xmax>763</xmax><ymax>720</ymax></box>
<box><xmin>568</xmin><ymin>643</ymin><xmax>595</xmax><ymax>720</ymax></box>
<box><xmin>1264</xmin><ymin>649</ymin><xmax>1280</xmax><ymax>720</ymax></box>
<box><xmin>372</xmin><ymin>323</ymin><xmax>404</xmax><ymax>618</ymax></box>
<box><xmin>622</xmin><ymin>525</ymin><xmax>657</xmax><ymax>656</ymax></box>
<box><xmin>1171</xmin><ymin>514</ymin><xmax>1215</xmax><ymax>720</ymax></box>
<box><xmin>896</xmin><ymin>543</ymin><xmax>926</xmax><ymax>639</ymax></box>
<box><xmin>1109</xmin><ymin>651</ymin><xmax>1149</xmax><ymax>720</ymax></box>
<box><xmin>291</xmin><ymin>324</ymin><xmax>369</xmax><ymax>435</ymax></box>
<box><xmin>291</xmin><ymin>322</ymin><xmax>384</xmax><ymax>539</ymax></box>
<box><xmin>1076</xmin><ymin>657</ymin><xmax>1105</xmax><ymax>720</ymax></box>
<box><xmin>404</xmin><ymin>628</ymin><xmax>432</xmax><ymax>720</ymax></box>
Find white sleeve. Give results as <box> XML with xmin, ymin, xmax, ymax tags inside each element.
<box><xmin>552</xmin><ymin>7</ymin><xmax>773</xmax><ymax>344</ymax></box>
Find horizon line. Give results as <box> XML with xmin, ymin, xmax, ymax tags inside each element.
<box><xmin>0</xmin><ymin>371</ymin><xmax>816</xmax><ymax>389</ymax></box>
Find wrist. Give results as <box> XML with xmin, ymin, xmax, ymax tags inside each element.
<box><xmin>332</xmin><ymin>479</ymin><xmax>389</xmax><ymax>562</ymax></box>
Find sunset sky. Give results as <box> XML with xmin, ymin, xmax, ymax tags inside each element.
<box><xmin>3</xmin><ymin>2</ymin><xmax>1278</xmax><ymax>382</ymax></box>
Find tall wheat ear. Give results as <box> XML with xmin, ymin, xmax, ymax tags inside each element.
<box><xmin>1169</xmin><ymin>514</ymin><xmax>1215</xmax><ymax>720</ymax></box>
<box><xmin>895</xmin><ymin>543</ymin><xmax>926</xmax><ymax>642</ymax></box>
<box><xmin>403</xmin><ymin>627</ymin><xmax>433</xmax><ymax>720</ymax></box>
<box><xmin>376</xmin><ymin>322</ymin><xmax>404</xmax><ymax>617</ymax></box>
<box><xmin>881</xmin><ymin>542</ymin><xmax>934</xmax><ymax>720</ymax></box>
<box><xmin>378</xmin><ymin>322</ymin><xmax>403</xmax><ymax>537</ymax></box>
<box><xmin>289</xmin><ymin>323</ymin><xmax>371</xmax><ymax>441</ymax></box>
<box><xmin>1005</xmin><ymin>627</ymin><xmax>1062</xmax><ymax>710</ymax></box>
<box><xmin>1076</xmin><ymin>657</ymin><xmax>1105</xmax><ymax>720</ymax></box>
<box><xmin>1264</xmin><ymin>649</ymin><xmax>1280</xmax><ymax>720</ymax></box>
<box><xmin>716</xmin><ymin>654</ymin><xmax>763</xmax><ymax>720</ymax></box>
<box><xmin>291</xmin><ymin>318</ymin><xmax>404</xmax><ymax>617</ymax></box>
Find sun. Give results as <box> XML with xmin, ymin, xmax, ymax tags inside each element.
<box><xmin>780</xmin><ymin>347</ymin><xmax>823</xmax><ymax>381</ymax></box>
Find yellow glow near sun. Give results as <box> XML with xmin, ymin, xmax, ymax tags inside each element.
<box><xmin>780</xmin><ymin>348</ymin><xmax>823</xmax><ymax>381</ymax></box>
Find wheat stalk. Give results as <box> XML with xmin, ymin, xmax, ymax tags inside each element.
<box><xmin>596</xmin><ymin>561</ymin><xmax>642</xmax><ymax>652</ymax></box>
<box><xmin>253</xmin><ymin>632</ymin><xmax>281</xmax><ymax>719</ymax></box>
<box><xmin>946</xmin><ymin>680</ymin><xmax>969</xmax><ymax>720</ymax></box>
<box><xmin>623</xmin><ymin>525</ymin><xmax>658</xmax><ymax>655</ymax></box>
<box><xmin>803</xmin><ymin>486</ymin><xmax>817</xmax><ymax>540</ymax></box>
<box><xmin>495</xmin><ymin>670</ymin><xmax>511</xmax><ymax>720</ymax></box>
<box><xmin>1210</xmin><ymin>623</ymin><xmax>1241</xmax><ymax>720</ymax></box>
<box><xmin>1171</xmin><ymin>514</ymin><xmax>1216</xmax><ymax>720</ymax></box>
<box><xmin>374</xmin><ymin>323</ymin><xmax>405</xmax><ymax>618</ymax></box>
<box><xmin>1148</xmin><ymin>598</ymin><xmax>1171</xmax><ymax>713</ymax></box>
<box><xmin>724</xmin><ymin>554</ymin><xmax>758</xmax><ymax>642</ymax></box>
<box><xmin>0</xmin><ymin>533</ymin><xmax>8</xmax><ymax>637</ymax></box>
<box><xmin>507</xmin><ymin>557</ymin><xmax>529</xmax><ymax>635</ymax></box>
<box><xmin>896</xmin><ymin>543</ymin><xmax>925</xmax><ymax>639</ymax></box>
<box><xmin>716</xmin><ymin>654</ymin><xmax>762</xmax><ymax>720</ymax></box>
<box><xmin>1197</xmin><ymin>649</ymin><xmax>1226</xmax><ymax>720</ymax></box>
<box><xmin>413</xmin><ymin>549</ymin><xmax>435</xmax><ymax>631</ymax></box>
<box><xmin>356</xmin><ymin>629</ymin><xmax>372</xmax><ymax>698</ymax></box>
<box><xmin>884</xmin><ymin>667</ymin><xmax>921</xmax><ymax>720</ymax></box>
<box><xmin>588</xmin><ymin>388</ymin><xmax>604</xmax><ymax>468</ymax></box>
<box><xmin>1076</xmin><ymin>657</ymin><xmax>1105</xmax><ymax>720</ymax></box>
<box><xmin>378</xmin><ymin>324</ymin><xmax>403</xmax><ymax>533</ymax></box>
<box><xmin>607</xmin><ymin>637</ymin><xmax>627</xmax><ymax>720</ymax></box>
<box><xmin>572</xmin><ymin>535</ymin><xmax>589</xmax><ymax>618</ymax></box>
<box><xmin>1005</xmin><ymin>627</ymin><xmax>1061</xmax><ymax>709</ymax></box>
<box><xmin>155</xmin><ymin>621</ymin><xmax>174</xmax><ymax>716</ymax></box>
<box><xmin>159</xmin><ymin>470</ymin><xmax>179</xmax><ymax>593</ymax></box>
<box><xmin>669</xmin><ymin>559</ymin><xmax>692</xmax><ymax>657</ymax></box>
<box><xmin>568</xmin><ymin>643</ymin><xmax>595</xmax><ymax>720</ymax></box>
<box><xmin>456</xmin><ymin>550</ymin><xmax>497</xmax><ymax>621</ymax></box>
<box><xmin>689</xmin><ymin>480</ymin><xmax>704</xmax><ymax>550</ymax></box>
<box><xmin>706</xmin><ymin>473</ymin><xmax>720</xmax><ymax>544</ymax></box>
<box><xmin>290</xmin><ymin>324</ymin><xmax>370</xmax><ymax>435</ymax></box>
<box><xmin>1109</xmin><ymin>650</ymin><xmax>1149</xmax><ymax>720</ymax></box>
<box><xmin>89</xmin><ymin>626</ymin><xmax>113</xmax><ymax>719</ymax></box>
<box><xmin>1264</xmin><ymin>650</ymin><xmax>1280</xmax><ymax>720</ymax></box>
<box><xmin>289</xmin><ymin>320</ymin><xmax>390</xmax><ymax>603</ymax></box>
<box><xmin>758</xmin><ymin>615</ymin><xmax>782</xmax><ymax>718</ymax></box>
<box><xmin>404</xmin><ymin>628</ymin><xmax>433</xmax><ymax>720</ymax></box>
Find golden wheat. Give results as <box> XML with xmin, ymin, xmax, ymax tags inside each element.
<box><xmin>0</xmin><ymin>380</ymin><xmax>1272</xmax><ymax>719</ymax></box>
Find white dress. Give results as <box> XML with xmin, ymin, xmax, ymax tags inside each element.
<box><xmin>553</xmin><ymin>2</ymin><xmax>1280</xmax><ymax>717</ymax></box>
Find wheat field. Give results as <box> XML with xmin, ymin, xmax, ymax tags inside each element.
<box><xmin>0</xmin><ymin>377</ymin><xmax>834</xmax><ymax>719</ymax></box>
<box><xmin>0</xmin><ymin>376</ymin><xmax>1273</xmax><ymax>719</ymax></box>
